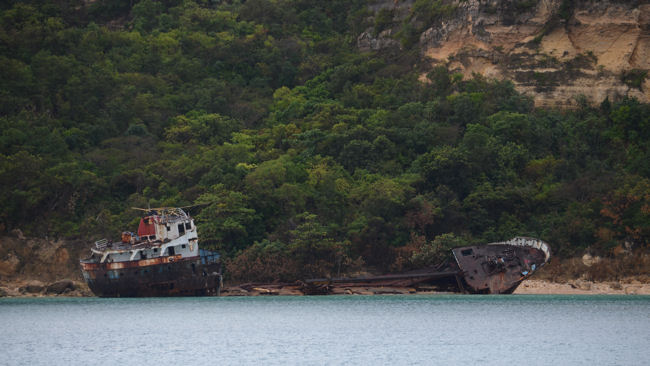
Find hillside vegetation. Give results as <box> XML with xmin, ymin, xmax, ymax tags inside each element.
<box><xmin>1</xmin><ymin>0</ymin><xmax>648</xmax><ymax>282</ymax></box>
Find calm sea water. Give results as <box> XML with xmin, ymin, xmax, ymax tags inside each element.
<box><xmin>1</xmin><ymin>295</ymin><xmax>648</xmax><ymax>365</ymax></box>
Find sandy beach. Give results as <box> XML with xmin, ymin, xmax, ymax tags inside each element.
<box><xmin>513</xmin><ymin>279</ymin><xmax>650</xmax><ymax>295</ymax></box>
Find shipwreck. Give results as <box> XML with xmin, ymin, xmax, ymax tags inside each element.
<box><xmin>80</xmin><ymin>208</ymin><xmax>222</xmax><ymax>297</ymax></box>
<box><xmin>299</xmin><ymin>237</ymin><xmax>551</xmax><ymax>295</ymax></box>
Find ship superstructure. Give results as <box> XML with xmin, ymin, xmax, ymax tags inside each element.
<box><xmin>80</xmin><ymin>208</ymin><xmax>221</xmax><ymax>297</ymax></box>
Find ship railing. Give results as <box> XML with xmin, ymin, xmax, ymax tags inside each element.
<box><xmin>132</xmin><ymin>241</ymin><xmax>151</xmax><ymax>249</ymax></box>
<box><xmin>501</xmin><ymin>237</ymin><xmax>552</xmax><ymax>263</ymax></box>
<box><xmin>95</xmin><ymin>239</ymin><xmax>108</xmax><ymax>250</ymax></box>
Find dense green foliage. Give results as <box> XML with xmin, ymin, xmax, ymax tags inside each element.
<box><xmin>1</xmin><ymin>1</ymin><xmax>649</xmax><ymax>281</ymax></box>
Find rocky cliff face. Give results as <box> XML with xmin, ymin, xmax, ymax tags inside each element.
<box><xmin>359</xmin><ymin>0</ymin><xmax>649</xmax><ymax>107</ymax></box>
<box><xmin>0</xmin><ymin>231</ymin><xmax>89</xmax><ymax>296</ymax></box>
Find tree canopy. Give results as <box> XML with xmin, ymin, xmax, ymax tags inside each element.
<box><xmin>1</xmin><ymin>0</ymin><xmax>648</xmax><ymax>281</ymax></box>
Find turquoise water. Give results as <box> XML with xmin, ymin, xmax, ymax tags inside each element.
<box><xmin>1</xmin><ymin>295</ymin><xmax>648</xmax><ymax>365</ymax></box>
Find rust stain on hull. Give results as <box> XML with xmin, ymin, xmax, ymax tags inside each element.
<box><xmin>81</xmin><ymin>257</ymin><xmax>222</xmax><ymax>297</ymax></box>
<box><xmin>81</xmin><ymin>255</ymin><xmax>187</xmax><ymax>271</ymax></box>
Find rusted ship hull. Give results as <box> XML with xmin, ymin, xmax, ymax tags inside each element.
<box><xmin>303</xmin><ymin>237</ymin><xmax>551</xmax><ymax>295</ymax></box>
<box><xmin>81</xmin><ymin>257</ymin><xmax>222</xmax><ymax>297</ymax></box>
<box><xmin>452</xmin><ymin>241</ymin><xmax>548</xmax><ymax>294</ymax></box>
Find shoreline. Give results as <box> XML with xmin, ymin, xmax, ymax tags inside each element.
<box><xmin>220</xmin><ymin>279</ymin><xmax>650</xmax><ymax>296</ymax></box>
<box><xmin>2</xmin><ymin>279</ymin><xmax>649</xmax><ymax>298</ymax></box>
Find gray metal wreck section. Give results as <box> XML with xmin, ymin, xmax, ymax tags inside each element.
<box><xmin>302</xmin><ymin>237</ymin><xmax>551</xmax><ymax>295</ymax></box>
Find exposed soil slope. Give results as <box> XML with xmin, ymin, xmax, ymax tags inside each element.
<box><xmin>360</xmin><ymin>0</ymin><xmax>650</xmax><ymax>107</ymax></box>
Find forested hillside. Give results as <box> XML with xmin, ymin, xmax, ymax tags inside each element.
<box><xmin>1</xmin><ymin>0</ymin><xmax>648</xmax><ymax>282</ymax></box>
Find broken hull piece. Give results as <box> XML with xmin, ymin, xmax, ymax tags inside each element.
<box><xmin>453</xmin><ymin>239</ymin><xmax>550</xmax><ymax>294</ymax></box>
<box><xmin>80</xmin><ymin>207</ymin><xmax>222</xmax><ymax>297</ymax></box>
<box><xmin>304</xmin><ymin>237</ymin><xmax>551</xmax><ymax>295</ymax></box>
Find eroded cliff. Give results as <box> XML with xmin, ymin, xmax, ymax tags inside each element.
<box><xmin>359</xmin><ymin>0</ymin><xmax>649</xmax><ymax>107</ymax></box>
<box><xmin>0</xmin><ymin>232</ymin><xmax>89</xmax><ymax>296</ymax></box>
